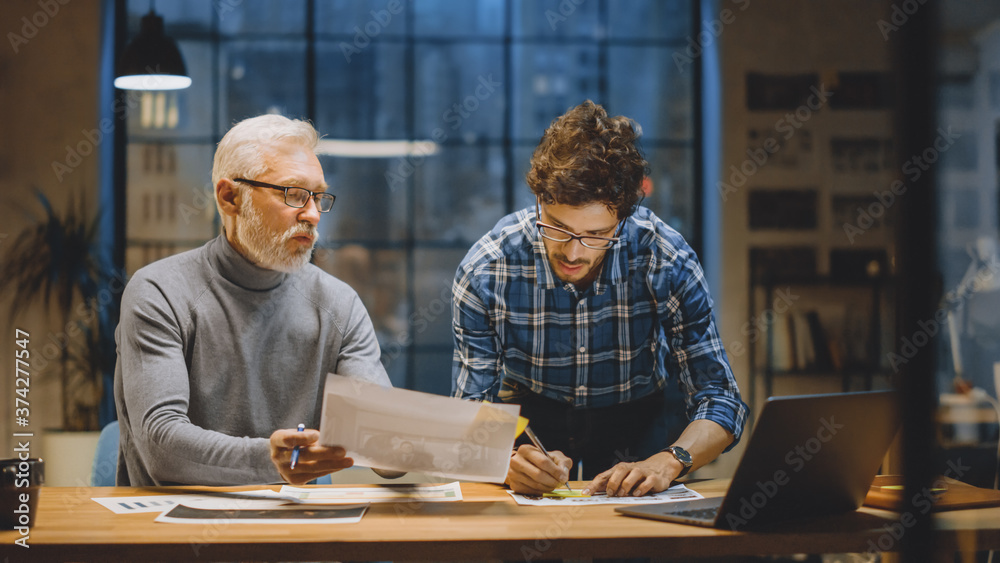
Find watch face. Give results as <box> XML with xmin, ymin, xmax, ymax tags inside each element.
<box><xmin>670</xmin><ymin>446</ymin><xmax>692</xmax><ymax>466</ymax></box>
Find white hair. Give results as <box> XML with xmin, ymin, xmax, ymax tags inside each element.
<box><xmin>212</xmin><ymin>114</ymin><xmax>320</xmax><ymax>218</ymax></box>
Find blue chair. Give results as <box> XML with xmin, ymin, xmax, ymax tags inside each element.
<box><xmin>91</xmin><ymin>420</ymin><xmax>120</xmax><ymax>486</ymax></box>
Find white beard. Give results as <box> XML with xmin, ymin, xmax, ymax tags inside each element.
<box><xmin>234</xmin><ymin>196</ymin><xmax>317</xmax><ymax>273</ymax></box>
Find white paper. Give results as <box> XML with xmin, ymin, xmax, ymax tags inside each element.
<box><xmin>507</xmin><ymin>484</ymin><xmax>704</xmax><ymax>506</ymax></box>
<box><xmin>319</xmin><ymin>374</ymin><xmax>519</xmax><ymax>483</ymax></box>
<box><xmin>92</xmin><ymin>495</ymin><xmax>205</xmax><ymax>514</ymax></box>
<box><xmin>279</xmin><ymin>481</ymin><xmax>463</xmax><ymax>503</ymax></box>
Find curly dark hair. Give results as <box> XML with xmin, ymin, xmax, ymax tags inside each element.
<box><xmin>526</xmin><ymin>100</ymin><xmax>648</xmax><ymax>220</ymax></box>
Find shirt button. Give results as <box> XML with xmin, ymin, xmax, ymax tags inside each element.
<box><xmin>578</xmin><ymin>346</ymin><xmax>586</xmax><ymax>353</ymax></box>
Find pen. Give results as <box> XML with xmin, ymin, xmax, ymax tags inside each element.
<box><xmin>523</xmin><ymin>425</ymin><xmax>573</xmax><ymax>492</ymax></box>
<box><xmin>289</xmin><ymin>423</ymin><xmax>305</xmax><ymax>470</ymax></box>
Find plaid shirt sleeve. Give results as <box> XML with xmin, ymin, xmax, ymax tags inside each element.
<box><xmin>659</xmin><ymin>245</ymin><xmax>749</xmax><ymax>449</ymax></box>
<box><xmin>451</xmin><ymin>253</ymin><xmax>503</xmax><ymax>401</ymax></box>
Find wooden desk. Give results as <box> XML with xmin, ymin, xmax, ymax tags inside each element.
<box><xmin>3</xmin><ymin>480</ymin><xmax>1000</xmax><ymax>561</ymax></box>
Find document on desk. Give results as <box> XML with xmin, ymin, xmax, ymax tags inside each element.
<box><xmin>93</xmin><ymin>494</ymin><xmax>207</xmax><ymax>514</ymax></box>
<box><xmin>507</xmin><ymin>483</ymin><xmax>703</xmax><ymax>506</ymax></box>
<box><xmin>319</xmin><ymin>374</ymin><xmax>520</xmax><ymax>483</ymax></box>
<box><xmin>93</xmin><ymin>490</ymin><xmax>329</xmax><ymax>514</ymax></box>
<box><xmin>154</xmin><ymin>499</ymin><xmax>368</xmax><ymax>525</ymax></box>
<box><xmin>279</xmin><ymin>481</ymin><xmax>463</xmax><ymax>503</ymax></box>
<box><xmin>94</xmin><ymin>492</ymin><xmax>369</xmax><ymax>524</ymax></box>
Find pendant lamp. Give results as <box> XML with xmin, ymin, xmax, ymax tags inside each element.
<box><xmin>114</xmin><ymin>8</ymin><xmax>191</xmax><ymax>90</ymax></box>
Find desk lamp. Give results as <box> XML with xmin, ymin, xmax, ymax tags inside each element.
<box><xmin>943</xmin><ymin>236</ymin><xmax>1000</xmax><ymax>489</ymax></box>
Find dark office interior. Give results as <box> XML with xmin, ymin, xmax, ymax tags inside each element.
<box><xmin>3</xmin><ymin>0</ymin><xmax>1000</xmax><ymax>560</ymax></box>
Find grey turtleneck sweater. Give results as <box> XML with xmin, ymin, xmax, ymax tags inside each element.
<box><xmin>114</xmin><ymin>235</ymin><xmax>390</xmax><ymax>486</ymax></box>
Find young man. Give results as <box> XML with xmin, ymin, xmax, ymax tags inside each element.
<box><xmin>452</xmin><ymin>101</ymin><xmax>747</xmax><ymax>497</ymax></box>
<box><xmin>115</xmin><ymin>114</ymin><xmax>396</xmax><ymax>486</ymax></box>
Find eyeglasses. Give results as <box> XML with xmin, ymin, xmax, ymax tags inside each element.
<box><xmin>535</xmin><ymin>199</ymin><xmax>621</xmax><ymax>250</ymax></box>
<box><xmin>233</xmin><ymin>178</ymin><xmax>336</xmax><ymax>213</ymax></box>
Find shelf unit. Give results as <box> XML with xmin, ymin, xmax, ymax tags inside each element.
<box><xmin>747</xmin><ymin>273</ymin><xmax>887</xmax><ymax>410</ymax></box>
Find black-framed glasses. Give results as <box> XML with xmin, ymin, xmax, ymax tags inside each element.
<box><xmin>535</xmin><ymin>199</ymin><xmax>622</xmax><ymax>250</ymax></box>
<box><xmin>233</xmin><ymin>178</ymin><xmax>336</xmax><ymax>212</ymax></box>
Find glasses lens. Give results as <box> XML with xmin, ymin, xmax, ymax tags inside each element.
<box><xmin>580</xmin><ymin>238</ymin><xmax>615</xmax><ymax>249</ymax></box>
<box><xmin>284</xmin><ymin>187</ymin><xmax>310</xmax><ymax>208</ymax></box>
<box><xmin>317</xmin><ymin>194</ymin><xmax>335</xmax><ymax>212</ymax></box>
<box><xmin>538</xmin><ymin>225</ymin><xmax>571</xmax><ymax>242</ymax></box>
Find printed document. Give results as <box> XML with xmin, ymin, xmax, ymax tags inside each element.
<box><xmin>319</xmin><ymin>374</ymin><xmax>519</xmax><ymax>483</ymax></box>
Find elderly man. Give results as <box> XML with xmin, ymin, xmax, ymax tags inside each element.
<box><xmin>452</xmin><ymin>101</ymin><xmax>747</xmax><ymax>497</ymax></box>
<box><xmin>115</xmin><ymin>114</ymin><xmax>393</xmax><ymax>486</ymax></box>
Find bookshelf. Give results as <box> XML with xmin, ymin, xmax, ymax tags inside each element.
<box><xmin>747</xmin><ymin>272</ymin><xmax>886</xmax><ymax>411</ymax></box>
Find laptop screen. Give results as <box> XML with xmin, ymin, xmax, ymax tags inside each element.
<box><xmin>716</xmin><ymin>390</ymin><xmax>900</xmax><ymax>530</ymax></box>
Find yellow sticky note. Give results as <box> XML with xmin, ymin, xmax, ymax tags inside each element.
<box><xmin>515</xmin><ymin>416</ymin><xmax>530</xmax><ymax>439</ymax></box>
<box><xmin>543</xmin><ymin>489</ymin><xmax>590</xmax><ymax>498</ymax></box>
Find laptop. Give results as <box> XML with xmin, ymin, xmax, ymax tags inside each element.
<box><xmin>615</xmin><ymin>390</ymin><xmax>900</xmax><ymax>530</ymax></box>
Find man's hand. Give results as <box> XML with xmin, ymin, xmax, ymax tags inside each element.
<box><xmin>269</xmin><ymin>427</ymin><xmax>353</xmax><ymax>486</ymax></box>
<box><xmin>506</xmin><ymin>444</ymin><xmax>573</xmax><ymax>495</ymax></box>
<box><xmin>583</xmin><ymin>451</ymin><xmax>680</xmax><ymax>497</ymax></box>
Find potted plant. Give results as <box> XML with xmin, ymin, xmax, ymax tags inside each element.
<box><xmin>1</xmin><ymin>189</ymin><xmax>120</xmax><ymax>483</ymax></box>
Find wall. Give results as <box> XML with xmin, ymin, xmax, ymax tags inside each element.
<box><xmin>0</xmin><ymin>0</ymin><xmax>103</xmax><ymax>466</ymax></box>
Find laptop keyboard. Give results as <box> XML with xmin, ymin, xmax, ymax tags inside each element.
<box><xmin>672</xmin><ymin>507</ymin><xmax>719</xmax><ymax>520</ymax></box>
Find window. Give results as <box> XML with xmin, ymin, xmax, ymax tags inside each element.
<box><xmin>122</xmin><ymin>0</ymin><xmax>699</xmax><ymax>394</ymax></box>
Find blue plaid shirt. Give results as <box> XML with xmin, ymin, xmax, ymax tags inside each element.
<box><xmin>451</xmin><ymin>206</ymin><xmax>747</xmax><ymax>446</ymax></box>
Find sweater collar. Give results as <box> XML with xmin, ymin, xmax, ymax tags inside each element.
<box><xmin>210</xmin><ymin>233</ymin><xmax>289</xmax><ymax>291</ymax></box>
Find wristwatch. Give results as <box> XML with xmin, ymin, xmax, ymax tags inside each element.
<box><xmin>664</xmin><ymin>446</ymin><xmax>693</xmax><ymax>478</ymax></box>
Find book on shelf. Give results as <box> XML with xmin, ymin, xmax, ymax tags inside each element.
<box><xmin>769</xmin><ymin>311</ymin><xmax>796</xmax><ymax>372</ymax></box>
<box><xmin>764</xmin><ymin>309</ymin><xmax>847</xmax><ymax>373</ymax></box>
<box><xmin>805</xmin><ymin>311</ymin><xmax>834</xmax><ymax>371</ymax></box>
<box><xmin>791</xmin><ymin>311</ymin><xmax>816</xmax><ymax>370</ymax></box>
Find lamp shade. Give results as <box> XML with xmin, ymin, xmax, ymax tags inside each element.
<box><xmin>114</xmin><ymin>10</ymin><xmax>191</xmax><ymax>91</ymax></box>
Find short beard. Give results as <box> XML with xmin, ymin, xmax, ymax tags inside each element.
<box><xmin>234</xmin><ymin>196</ymin><xmax>317</xmax><ymax>273</ymax></box>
